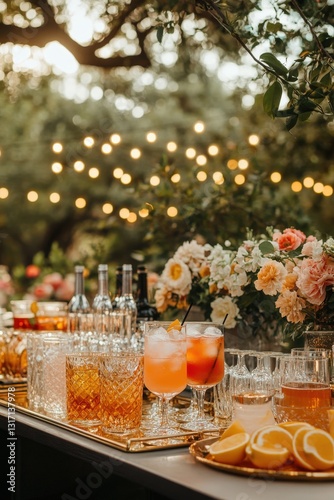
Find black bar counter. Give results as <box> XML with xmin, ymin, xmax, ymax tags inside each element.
<box><xmin>1</xmin><ymin>405</ymin><xmax>333</xmax><ymax>500</ymax></box>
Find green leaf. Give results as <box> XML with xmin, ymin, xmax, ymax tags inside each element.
<box><xmin>299</xmin><ymin>98</ymin><xmax>318</xmax><ymax>112</ymax></box>
<box><xmin>259</xmin><ymin>241</ymin><xmax>276</xmax><ymax>254</ymax></box>
<box><xmin>267</xmin><ymin>22</ymin><xmax>283</xmax><ymax>33</ymax></box>
<box><xmin>263</xmin><ymin>81</ymin><xmax>282</xmax><ymax>117</ymax></box>
<box><xmin>260</xmin><ymin>53</ymin><xmax>288</xmax><ymax>77</ymax></box>
<box><xmin>286</xmin><ymin>114</ymin><xmax>298</xmax><ymax>131</ymax></box>
<box><xmin>156</xmin><ymin>26</ymin><xmax>164</xmax><ymax>44</ymax></box>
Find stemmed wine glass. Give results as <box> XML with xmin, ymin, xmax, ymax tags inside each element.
<box><xmin>181</xmin><ymin>322</ymin><xmax>224</xmax><ymax>432</ymax></box>
<box><xmin>143</xmin><ymin>321</ymin><xmax>187</xmax><ymax>434</ymax></box>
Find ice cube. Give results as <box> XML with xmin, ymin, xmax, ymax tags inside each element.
<box><xmin>204</xmin><ymin>326</ymin><xmax>222</xmax><ymax>337</ymax></box>
<box><xmin>185</xmin><ymin>325</ymin><xmax>202</xmax><ymax>337</ymax></box>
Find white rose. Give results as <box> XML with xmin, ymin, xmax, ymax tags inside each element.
<box><xmin>161</xmin><ymin>258</ymin><xmax>192</xmax><ymax>295</ymax></box>
<box><xmin>210</xmin><ymin>296</ymin><xmax>239</xmax><ymax>329</ymax></box>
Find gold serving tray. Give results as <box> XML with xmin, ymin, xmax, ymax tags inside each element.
<box><xmin>0</xmin><ymin>382</ymin><xmax>219</xmax><ymax>453</ymax></box>
<box><xmin>189</xmin><ymin>437</ymin><xmax>334</xmax><ymax>481</ymax></box>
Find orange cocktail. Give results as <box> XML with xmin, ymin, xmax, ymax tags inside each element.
<box><xmin>183</xmin><ymin>322</ymin><xmax>224</xmax><ymax>431</ymax></box>
<box><xmin>144</xmin><ymin>321</ymin><xmax>187</xmax><ymax>432</ymax></box>
<box><xmin>186</xmin><ymin>334</ymin><xmax>224</xmax><ymax>388</ymax></box>
<box><xmin>282</xmin><ymin>382</ymin><xmax>331</xmax><ymax>408</ymax></box>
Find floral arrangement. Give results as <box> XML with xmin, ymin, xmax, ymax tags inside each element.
<box><xmin>155</xmin><ymin>228</ymin><xmax>334</xmax><ymax>339</ymax></box>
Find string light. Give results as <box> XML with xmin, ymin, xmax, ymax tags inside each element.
<box><xmin>110</xmin><ymin>133</ymin><xmax>121</xmax><ymax>145</ymax></box>
<box><xmin>208</xmin><ymin>144</ymin><xmax>219</xmax><ymax>156</ymax></box>
<box><xmin>51</xmin><ymin>162</ymin><xmax>63</xmax><ymax>174</ymax></box>
<box><xmin>83</xmin><ymin>136</ymin><xmax>94</xmax><ymax>148</ymax></box>
<box><xmin>0</xmin><ymin>187</ymin><xmax>9</xmax><ymax>199</ymax></box>
<box><xmin>185</xmin><ymin>147</ymin><xmax>196</xmax><ymax>159</ymax></box>
<box><xmin>167</xmin><ymin>206</ymin><xmax>178</xmax><ymax>217</ymax></box>
<box><xmin>238</xmin><ymin>159</ymin><xmax>249</xmax><ymax>170</ymax></box>
<box><xmin>113</xmin><ymin>167</ymin><xmax>123</xmax><ymax>179</ymax></box>
<box><xmin>213</xmin><ymin>172</ymin><xmax>224</xmax><ymax>185</ymax></box>
<box><xmin>27</xmin><ymin>191</ymin><xmax>38</xmax><ymax>202</ymax></box>
<box><xmin>234</xmin><ymin>174</ymin><xmax>245</xmax><ymax>185</ymax></box>
<box><xmin>88</xmin><ymin>167</ymin><xmax>99</xmax><ymax>179</ymax></box>
<box><xmin>171</xmin><ymin>173</ymin><xmax>181</xmax><ymax>183</ymax></box>
<box><xmin>248</xmin><ymin>134</ymin><xmax>260</xmax><ymax>146</ymax></box>
<box><xmin>196</xmin><ymin>155</ymin><xmax>207</xmax><ymax>166</ymax></box>
<box><xmin>314</xmin><ymin>182</ymin><xmax>324</xmax><ymax>194</ymax></box>
<box><xmin>303</xmin><ymin>177</ymin><xmax>314</xmax><ymax>188</ymax></box>
<box><xmin>49</xmin><ymin>193</ymin><xmax>60</xmax><ymax>203</ymax></box>
<box><xmin>119</xmin><ymin>208</ymin><xmax>130</xmax><ymax>219</ymax></box>
<box><xmin>271</xmin><ymin>172</ymin><xmax>282</xmax><ymax>183</ymax></box>
<box><xmin>197</xmin><ymin>171</ymin><xmax>207</xmax><ymax>181</ymax></box>
<box><xmin>101</xmin><ymin>143</ymin><xmax>112</xmax><ymax>154</ymax></box>
<box><xmin>52</xmin><ymin>142</ymin><xmax>63</xmax><ymax>153</ymax></box>
<box><xmin>127</xmin><ymin>212</ymin><xmax>137</xmax><ymax>223</ymax></box>
<box><xmin>139</xmin><ymin>208</ymin><xmax>149</xmax><ymax>217</ymax></box>
<box><xmin>227</xmin><ymin>159</ymin><xmax>238</xmax><ymax>170</ymax></box>
<box><xmin>121</xmin><ymin>173</ymin><xmax>132</xmax><ymax>185</ymax></box>
<box><xmin>150</xmin><ymin>176</ymin><xmax>160</xmax><ymax>186</ymax></box>
<box><xmin>102</xmin><ymin>203</ymin><xmax>113</xmax><ymax>214</ymax></box>
<box><xmin>130</xmin><ymin>148</ymin><xmax>141</xmax><ymax>159</ymax></box>
<box><xmin>146</xmin><ymin>132</ymin><xmax>157</xmax><ymax>143</ymax></box>
<box><xmin>74</xmin><ymin>160</ymin><xmax>85</xmax><ymax>172</ymax></box>
<box><xmin>291</xmin><ymin>181</ymin><xmax>303</xmax><ymax>192</ymax></box>
<box><xmin>323</xmin><ymin>185</ymin><xmax>333</xmax><ymax>197</ymax></box>
<box><xmin>167</xmin><ymin>141</ymin><xmax>177</xmax><ymax>152</ymax></box>
<box><xmin>75</xmin><ymin>198</ymin><xmax>86</xmax><ymax>208</ymax></box>
<box><xmin>194</xmin><ymin>121</ymin><xmax>205</xmax><ymax>133</ymax></box>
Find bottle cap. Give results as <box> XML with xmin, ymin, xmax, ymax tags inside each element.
<box><xmin>74</xmin><ymin>265</ymin><xmax>84</xmax><ymax>272</ymax></box>
<box><xmin>122</xmin><ymin>264</ymin><xmax>132</xmax><ymax>271</ymax></box>
<box><xmin>98</xmin><ymin>264</ymin><xmax>108</xmax><ymax>271</ymax></box>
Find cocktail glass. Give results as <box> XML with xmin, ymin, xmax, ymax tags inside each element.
<box><xmin>144</xmin><ymin>321</ymin><xmax>187</xmax><ymax>434</ymax></box>
<box><xmin>182</xmin><ymin>322</ymin><xmax>224</xmax><ymax>432</ymax></box>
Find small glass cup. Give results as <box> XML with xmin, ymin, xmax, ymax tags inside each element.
<box><xmin>99</xmin><ymin>350</ymin><xmax>144</xmax><ymax>434</ymax></box>
<box><xmin>35</xmin><ymin>301</ymin><xmax>68</xmax><ymax>331</ymax></box>
<box><xmin>66</xmin><ymin>352</ymin><xmax>101</xmax><ymax>427</ymax></box>
<box><xmin>42</xmin><ymin>333</ymin><xmax>72</xmax><ymax>419</ymax></box>
<box><xmin>5</xmin><ymin>330</ymin><xmax>27</xmax><ymax>381</ymax></box>
<box><xmin>27</xmin><ymin>332</ymin><xmax>46</xmax><ymax>411</ymax></box>
<box><xmin>10</xmin><ymin>300</ymin><xmax>35</xmax><ymax>330</ymax></box>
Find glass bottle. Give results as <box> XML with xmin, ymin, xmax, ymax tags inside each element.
<box><xmin>136</xmin><ymin>265</ymin><xmax>159</xmax><ymax>323</ymax></box>
<box><xmin>112</xmin><ymin>266</ymin><xmax>123</xmax><ymax>310</ymax></box>
<box><xmin>67</xmin><ymin>265</ymin><xmax>91</xmax><ymax>334</ymax></box>
<box><xmin>118</xmin><ymin>264</ymin><xmax>137</xmax><ymax>336</ymax></box>
<box><xmin>92</xmin><ymin>264</ymin><xmax>113</xmax><ymax>337</ymax></box>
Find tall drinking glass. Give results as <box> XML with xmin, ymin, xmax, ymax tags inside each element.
<box><xmin>144</xmin><ymin>321</ymin><xmax>187</xmax><ymax>434</ymax></box>
<box><xmin>182</xmin><ymin>322</ymin><xmax>224</xmax><ymax>431</ymax></box>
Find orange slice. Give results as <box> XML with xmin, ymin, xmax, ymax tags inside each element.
<box><xmin>30</xmin><ymin>301</ymin><xmax>38</xmax><ymax>315</ymax></box>
<box><xmin>278</xmin><ymin>421</ymin><xmax>314</xmax><ymax>436</ymax></box>
<box><xmin>209</xmin><ymin>432</ymin><xmax>250</xmax><ymax>465</ymax></box>
<box><xmin>293</xmin><ymin>427</ymin><xmax>334</xmax><ymax>471</ymax></box>
<box><xmin>251</xmin><ymin>425</ymin><xmax>293</xmax><ymax>452</ymax></box>
<box><xmin>166</xmin><ymin>319</ymin><xmax>182</xmax><ymax>332</ymax></box>
<box><xmin>221</xmin><ymin>420</ymin><xmax>245</xmax><ymax>439</ymax></box>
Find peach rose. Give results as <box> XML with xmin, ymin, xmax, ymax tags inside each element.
<box><xmin>275</xmin><ymin>291</ymin><xmax>306</xmax><ymax>323</ymax></box>
<box><xmin>273</xmin><ymin>228</ymin><xmax>305</xmax><ymax>251</ymax></box>
<box><xmin>254</xmin><ymin>260</ymin><xmax>287</xmax><ymax>295</ymax></box>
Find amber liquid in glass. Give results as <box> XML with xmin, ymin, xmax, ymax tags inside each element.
<box><xmin>282</xmin><ymin>381</ymin><xmax>331</xmax><ymax>408</ymax></box>
<box><xmin>13</xmin><ymin>316</ymin><xmax>35</xmax><ymax>330</ymax></box>
<box><xmin>36</xmin><ymin>315</ymin><xmax>67</xmax><ymax>331</ymax></box>
<box><xmin>66</xmin><ymin>357</ymin><xmax>100</xmax><ymax>425</ymax></box>
<box><xmin>100</xmin><ymin>357</ymin><xmax>144</xmax><ymax>433</ymax></box>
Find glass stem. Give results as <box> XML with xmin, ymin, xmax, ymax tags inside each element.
<box><xmin>160</xmin><ymin>396</ymin><xmax>170</xmax><ymax>428</ymax></box>
<box><xmin>196</xmin><ymin>389</ymin><xmax>207</xmax><ymax>420</ymax></box>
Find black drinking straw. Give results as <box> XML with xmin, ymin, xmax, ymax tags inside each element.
<box><xmin>181</xmin><ymin>303</ymin><xmax>193</xmax><ymax>325</ymax></box>
<box><xmin>222</xmin><ymin>314</ymin><xmax>228</xmax><ymax>326</ymax></box>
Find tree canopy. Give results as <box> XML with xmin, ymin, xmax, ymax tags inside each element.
<box><xmin>0</xmin><ymin>0</ymin><xmax>333</xmax><ymax>128</ymax></box>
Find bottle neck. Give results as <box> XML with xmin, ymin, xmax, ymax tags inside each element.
<box><xmin>98</xmin><ymin>270</ymin><xmax>109</xmax><ymax>296</ymax></box>
<box><xmin>122</xmin><ymin>269</ymin><xmax>133</xmax><ymax>296</ymax></box>
<box><xmin>115</xmin><ymin>271</ymin><xmax>123</xmax><ymax>297</ymax></box>
<box><xmin>74</xmin><ymin>271</ymin><xmax>85</xmax><ymax>295</ymax></box>
<box><xmin>137</xmin><ymin>271</ymin><xmax>148</xmax><ymax>302</ymax></box>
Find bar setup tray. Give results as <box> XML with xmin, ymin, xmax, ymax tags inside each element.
<box><xmin>0</xmin><ymin>382</ymin><xmax>220</xmax><ymax>453</ymax></box>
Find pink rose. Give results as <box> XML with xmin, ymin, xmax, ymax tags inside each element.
<box><xmin>284</xmin><ymin>228</ymin><xmax>306</xmax><ymax>243</ymax></box>
<box><xmin>32</xmin><ymin>283</ymin><xmax>54</xmax><ymax>300</ymax></box>
<box><xmin>296</xmin><ymin>256</ymin><xmax>334</xmax><ymax>305</ymax></box>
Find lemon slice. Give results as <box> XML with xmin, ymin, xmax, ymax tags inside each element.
<box><xmin>209</xmin><ymin>432</ymin><xmax>250</xmax><ymax>465</ymax></box>
<box><xmin>220</xmin><ymin>420</ymin><xmax>245</xmax><ymax>439</ymax></box>
<box><xmin>278</xmin><ymin>421</ymin><xmax>313</xmax><ymax>436</ymax></box>
<box><xmin>30</xmin><ymin>301</ymin><xmax>38</xmax><ymax>315</ymax></box>
<box><xmin>254</xmin><ymin>425</ymin><xmax>293</xmax><ymax>453</ymax></box>
<box><xmin>328</xmin><ymin>409</ymin><xmax>334</xmax><ymax>439</ymax></box>
<box><xmin>247</xmin><ymin>442</ymin><xmax>290</xmax><ymax>469</ymax></box>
